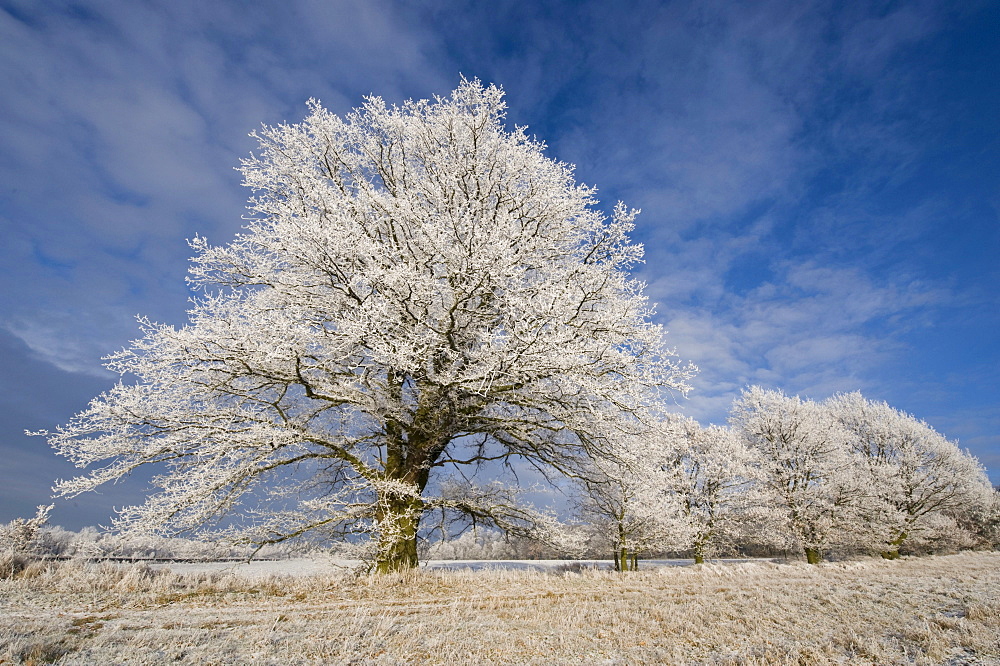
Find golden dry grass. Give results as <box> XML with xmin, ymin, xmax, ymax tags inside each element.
<box><xmin>2</xmin><ymin>552</ymin><xmax>999</xmax><ymax>664</ymax></box>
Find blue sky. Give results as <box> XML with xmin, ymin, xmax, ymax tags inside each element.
<box><xmin>1</xmin><ymin>0</ymin><xmax>997</xmax><ymax>529</ymax></box>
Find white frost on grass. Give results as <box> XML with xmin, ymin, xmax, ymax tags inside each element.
<box><xmin>153</xmin><ymin>557</ymin><xmax>739</xmax><ymax>577</ymax></box>
<box><xmin>3</xmin><ymin>552</ymin><xmax>997</xmax><ymax>665</ymax></box>
<box><xmin>422</xmin><ymin>558</ymin><xmax>723</xmax><ymax>571</ymax></box>
<box><xmin>150</xmin><ymin>556</ymin><xmax>360</xmax><ymax>579</ymax></box>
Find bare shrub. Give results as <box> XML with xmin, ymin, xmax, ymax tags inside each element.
<box><xmin>0</xmin><ymin>506</ymin><xmax>52</xmax><ymax>555</ymax></box>
<box><xmin>17</xmin><ymin>559</ymin><xmax>51</xmax><ymax>580</ymax></box>
<box><xmin>0</xmin><ymin>549</ymin><xmax>30</xmax><ymax>580</ymax></box>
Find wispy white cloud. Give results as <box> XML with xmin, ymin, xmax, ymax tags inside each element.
<box><xmin>649</xmin><ymin>255</ymin><xmax>955</xmax><ymax>425</ymax></box>
<box><xmin>0</xmin><ymin>0</ymin><xmax>450</xmax><ymax>376</ymax></box>
<box><xmin>4</xmin><ymin>315</ymin><xmax>120</xmax><ymax>378</ymax></box>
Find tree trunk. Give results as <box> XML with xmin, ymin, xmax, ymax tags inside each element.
<box><xmin>880</xmin><ymin>531</ymin><xmax>908</xmax><ymax>560</ymax></box>
<box><xmin>373</xmin><ymin>488</ymin><xmax>424</xmax><ymax>574</ymax></box>
<box><xmin>615</xmin><ymin>546</ymin><xmax>638</xmax><ymax>572</ymax></box>
<box><xmin>694</xmin><ymin>553</ymin><xmax>705</xmax><ymax>564</ymax></box>
<box><xmin>373</xmin><ymin>387</ymin><xmax>446</xmax><ymax>573</ymax></box>
<box><xmin>804</xmin><ymin>547</ymin><xmax>822</xmax><ymax>564</ymax></box>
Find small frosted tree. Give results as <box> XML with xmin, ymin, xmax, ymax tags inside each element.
<box><xmin>730</xmin><ymin>386</ymin><xmax>858</xmax><ymax>564</ymax></box>
<box><xmin>575</xmin><ymin>433</ymin><xmax>690</xmax><ymax>571</ymax></box>
<box><xmin>968</xmin><ymin>487</ymin><xmax>1000</xmax><ymax>550</ymax></box>
<box><xmin>38</xmin><ymin>80</ymin><xmax>693</xmax><ymax>572</ymax></box>
<box><xmin>660</xmin><ymin>420</ymin><xmax>767</xmax><ymax>563</ymax></box>
<box><xmin>825</xmin><ymin>392</ymin><xmax>994</xmax><ymax>558</ymax></box>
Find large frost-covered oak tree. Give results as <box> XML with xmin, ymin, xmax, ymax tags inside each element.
<box><xmin>39</xmin><ymin>80</ymin><xmax>694</xmax><ymax>572</ymax></box>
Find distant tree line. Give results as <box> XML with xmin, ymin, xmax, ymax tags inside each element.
<box><xmin>0</xmin><ymin>508</ymin><xmax>292</xmax><ymax>563</ymax></box>
<box><xmin>576</xmin><ymin>387</ymin><xmax>998</xmax><ymax>569</ymax></box>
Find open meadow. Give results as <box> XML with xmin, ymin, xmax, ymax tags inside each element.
<box><xmin>2</xmin><ymin>551</ymin><xmax>999</xmax><ymax>665</ymax></box>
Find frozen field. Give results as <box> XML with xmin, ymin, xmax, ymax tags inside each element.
<box><xmin>153</xmin><ymin>557</ymin><xmax>699</xmax><ymax>578</ymax></box>
<box><xmin>3</xmin><ymin>551</ymin><xmax>999</xmax><ymax>664</ymax></box>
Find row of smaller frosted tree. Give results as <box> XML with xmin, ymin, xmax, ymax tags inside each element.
<box><xmin>10</xmin><ymin>384</ymin><xmax>995</xmax><ymax>568</ymax></box>
<box><xmin>0</xmin><ymin>507</ymin><xmax>293</xmax><ymax>562</ymax></box>
<box><xmin>578</xmin><ymin>387</ymin><xmax>998</xmax><ymax>568</ymax></box>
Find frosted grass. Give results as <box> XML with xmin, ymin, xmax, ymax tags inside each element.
<box><xmin>2</xmin><ymin>552</ymin><xmax>998</xmax><ymax>664</ymax></box>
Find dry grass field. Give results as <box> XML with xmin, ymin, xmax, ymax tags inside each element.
<box><xmin>2</xmin><ymin>552</ymin><xmax>999</xmax><ymax>665</ymax></box>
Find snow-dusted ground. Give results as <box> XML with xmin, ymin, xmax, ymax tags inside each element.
<box><xmin>149</xmin><ymin>556</ymin><xmax>358</xmax><ymax>579</ymax></box>
<box><xmin>4</xmin><ymin>552</ymin><xmax>998</xmax><ymax>664</ymax></box>
<box><xmin>422</xmin><ymin>558</ymin><xmax>696</xmax><ymax>571</ymax></box>
<box><xmin>152</xmin><ymin>556</ymin><xmax>735</xmax><ymax>577</ymax></box>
